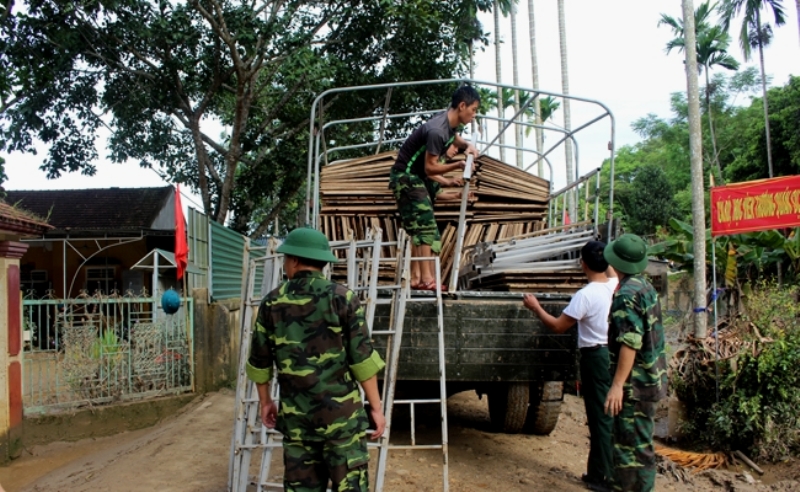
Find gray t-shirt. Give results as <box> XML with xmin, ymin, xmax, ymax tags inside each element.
<box><xmin>391</xmin><ymin>111</ymin><xmax>456</xmax><ymax>179</ymax></box>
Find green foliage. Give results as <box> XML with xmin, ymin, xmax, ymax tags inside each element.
<box><xmin>718</xmin><ymin>0</ymin><xmax>787</xmax><ymax>61</ymax></box>
<box><xmin>624</xmin><ymin>165</ymin><xmax>676</xmax><ymax>237</ymax></box>
<box><xmin>90</xmin><ymin>329</ymin><xmax>119</xmax><ymax>361</ymax></box>
<box><xmin>674</xmin><ymin>283</ymin><xmax>800</xmax><ymax>460</ymax></box>
<box><xmin>1</xmin><ymin>0</ymin><xmax>498</xmax><ymax>235</ymax></box>
<box><xmin>595</xmin><ymin>73</ymin><xmax>799</xmax><ymax>232</ymax></box>
<box><xmin>725</xmin><ymin>76</ymin><xmax>800</xmax><ymax>181</ymax></box>
<box><xmin>649</xmin><ymin>218</ymin><xmax>798</xmax><ymax>282</ymax></box>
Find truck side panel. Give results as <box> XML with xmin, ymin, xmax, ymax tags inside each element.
<box><xmin>372</xmin><ymin>299</ymin><xmax>577</xmax><ymax>383</ymax></box>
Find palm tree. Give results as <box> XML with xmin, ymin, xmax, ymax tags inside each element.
<box><xmin>660</xmin><ymin>1</ymin><xmax>740</xmax><ymax>179</ymax></box>
<box><xmin>682</xmin><ymin>0</ymin><xmax>709</xmax><ymax>339</ymax></box>
<box><xmin>719</xmin><ymin>0</ymin><xmax>787</xmax><ymax>178</ymax></box>
<box><xmin>491</xmin><ymin>0</ymin><xmax>516</xmax><ymax>163</ymax></box>
<box><xmin>526</xmin><ymin>0</ymin><xmax>544</xmax><ymax>177</ymax></box>
<box><xmin>557</xmin><ymin>0</ymin><xmax>576</xmax><ymax>219</ymax></box>
<box><xmin>539</xmin><ymin>96</ymin><xmax>561</xmax><ymax>123</ymax></box>
<box><xmin>510</xmin><ymin>3</ymin><xmax>523</xmax><ymax>168</ymax></box>
<box><xmin>494</xmin><ymin>0</ymin><xmax>506</xmax><ymax>163</ymax></box>
<box><xmin>796</xmin><ymin>0</ymin><xmax>800</xmax><ymax>45</ymax></box>
<box><xmin>517</xmin><ymin>93</ymin><xmax>559</xmax><ymax>137</ymax></box>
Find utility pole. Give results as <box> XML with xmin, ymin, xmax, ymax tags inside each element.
<box><xmin>682</xmin><ymin>0</ymin><xmax>708</xmax><ymax>339</ymax></box>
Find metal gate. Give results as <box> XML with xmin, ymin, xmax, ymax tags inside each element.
<box><xmin>21</xmin><ymin>291</ymin><xmax>194</xmax><ymax>414</ymax></box>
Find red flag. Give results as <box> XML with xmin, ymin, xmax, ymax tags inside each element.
<box><xmin>175</xmin><ymin>184</ymin><xmax>188</xmax><ymax>280</ymax></box>
<box><xmin>563</xmin><ymin>210</ymin><xmax>571</xmax><ymax>225</ymax></box>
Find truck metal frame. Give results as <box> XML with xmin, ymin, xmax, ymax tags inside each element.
<box><xmin>302</xmin><ymin>79</ymin><xmax>617</xmax><ymax>434</ymax></box>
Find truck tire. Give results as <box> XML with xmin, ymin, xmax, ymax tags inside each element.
<box><xmin>488</xmin><ymin>382</ymin><xmax>529</xmax><ymax>434</ymax></box>
<box><xmin>524</xmin><ymin>381</ymin><xmax>564</xmax><ymax>435</ymax></box>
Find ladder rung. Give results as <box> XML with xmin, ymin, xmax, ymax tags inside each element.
<box><xmin>236</xmin><ymin>443</ymin><xmax>282</xmax><ymax>451</ymax></box>
<box><xmin>257</xmin><ymin>481</ymin><xmax>331</xmax><ymax>492</ymax></box>
<box><xmin>394</xmin><ymin>398</ymin><xmax>443</xmax><ymax>404</ymax></box>
<box><xmin>407</xmin><ymin>297</ymin><xmax>439</xmax><ymax>303</ymax></box>
<box><xmin>370</xmin><ymin>330</ymin><xmax>397</xmax><ymax>336</ymax></box>
<box><xmin>388</xmin><ymin>444</ymin><xmax>444</xmax><ymax>450</ymax></box>
<box><xmin>373</xmin><ymin>298</ymin><xmax>394</xmax><ymax>305</ymax></box>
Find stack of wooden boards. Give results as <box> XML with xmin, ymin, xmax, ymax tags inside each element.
<box><xmin>320</xmin><ymin>150</ymin><xmax>584</xmax><ymax>292</ymax></box>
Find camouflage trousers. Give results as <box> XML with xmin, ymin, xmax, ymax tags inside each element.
<box><xmin>611</xmin><ymin>399</ymin><xmax>657</xmax><ymax>492</ymax></box>
<box><xmin>389</xmin><ymin>169</ymin><xmax>441</xmax><ymax>253</ymax></box>
<box><xmin>283</xmin><ymin>431</ymin><xmax>370</xmax><ymax>492</ymax></box>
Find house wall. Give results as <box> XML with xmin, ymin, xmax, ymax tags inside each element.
<box><xmin>19</xmin><ymin>236</ymin><xmax>182</xmax><ymax>298</ymax></box>
<box><xmin>0</xmin><ymin>237</ymin><xmax>29</xmax><ymax>461</ymax></box>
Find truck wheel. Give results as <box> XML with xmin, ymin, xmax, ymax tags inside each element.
<box><xmin>488</xmin><ymin>382</ymin><xmax>529</xmax><ymax>434</ymax></box>
<box><xmin>524</xmin><ymin>381</ymin><xmax>564</xmax><ymax>435</ymax></box>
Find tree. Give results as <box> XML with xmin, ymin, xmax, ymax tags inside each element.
<box><xmin>493</xmin><ymin>1</ymin><xmax>505</xmax><ymax>162</ymax></box>
<box><xmin>490</xmin><ymin>0</ymin><xmax>515</xmax><ymax>163</ymax></box>
<box><xmin>1</xmin><ymin>0</ymin><xmax>495</xmax><ymax>236</ymax></box>
<box><xmin>557</xmin><ymin>0</ymin><xmax>576</xmax><ymax>220</ymax></box>
<box><xmin>796</xmin><ymin>0</ymin><xmax>800</xmax><ymax>45</ymax></box>
<box><xmin>682</xmin><ymin>0</ymin><xmax>709</xmax><ymax>338</ymax></box>
<box><xmin>725</xmin><ymin>76</ymin><xmax>800</xmax><ymax>181</ymax></box>
<box><xmin>794</xmin><ymin>0</ymin><xmax>800</xmax><ymax>44</ymax></box>
<box><xmin>526</xmin><ymin>0</ymin><xmax>544</xmax><ymax>176</ymax></box>
<box><xmin>719</xmin><ymin>0</ymin><xmax>787</xmax><ymax>177</ymax></box>
<box><xmin>624</xmin><ymin>165</ymin><xmax>676</xmax><ymax>236</ymax></box>
<box><xmin>510</xmin><ymin>2</ymin><xmax>523</xmax><ymax>168</ymax></box>
<box><xmin>660</xmin><ymin>1</ymin><xmax>740</xmax><ymax>180</ymax></box>
<box><xmin>519</xmin><ymin>94</ymin><xmax>559</xmax><ymax>137</ymax></box>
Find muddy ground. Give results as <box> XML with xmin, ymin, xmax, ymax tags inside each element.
<box><xmin>2</xmin><ymin>389</ymin><xmax>798</xmax><ymax>492</ymax></box>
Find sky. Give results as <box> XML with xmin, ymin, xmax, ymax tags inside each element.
<box><xmin>3</xmin><ymin>0</ymin><xmax>799</xmax><ymax>206</ymax></box>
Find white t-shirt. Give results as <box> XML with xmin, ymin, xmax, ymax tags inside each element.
<box><xmin>562</xmin><ymin>277</ymin><xmax>618</xmax><ymax>348</ymax></box>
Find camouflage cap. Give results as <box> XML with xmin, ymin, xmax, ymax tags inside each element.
<box><xmin>277</xmin><ymin>228</ymin><xmax>339</xmax><ymax>263</ymax></box>
<box><xmin>604</xmin><ymin>233</ymin><xmax>648</xmax><ymax>275</ymax></box>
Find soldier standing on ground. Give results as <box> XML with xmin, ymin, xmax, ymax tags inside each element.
<box><xmin>602</xmin><ymin>234</ymin><xmax>668</xmax><ymax>492</ymax></box>
<box><xmin>389</xmin><ymin>85</ymin><xmax>481</xmax><ymax>291</ymax></box>
<box><xmin>246</xmin><ymin>228</ymin><xmax>386</xmax><ymax>492</ymax></box>
<box><xmin>522</xmin><ymin>241</ymin><xmax>617</xmax><ymax>492</ymax></box>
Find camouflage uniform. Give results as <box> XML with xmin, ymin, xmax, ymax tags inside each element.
<box><xmin>246</xmin><ymin>270</ymin><xmax>385</xmax><ymax>492</ymax></box>
<box><xmin>389</xmin><ymin>111</ymin><xmax>457</xmax><ymax>253</ymax></box>
<box><xmin>389</xmin><ymin>169</ymin><xmax>442</xmax><ymax>253</ymax></box>
<box><xmin>608</xmin><ymin>275</ymin><xmax>667</xmax><ymax>492</ymax></box>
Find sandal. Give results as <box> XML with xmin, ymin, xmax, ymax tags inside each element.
<box><xmin>418</xmin><ymin>281</ymin><xmax>447</xmax><ymax>292</ymax></box>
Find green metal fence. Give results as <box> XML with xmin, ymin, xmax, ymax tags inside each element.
<box><xmin>210</xmin><ymin>221</ymin><xmax>247</xmax><ymax>301</ymax></box>
<box><xmin>22</xmin><ymin>292</ymin><xmax>194</xmax><ymax>414</ymax></box>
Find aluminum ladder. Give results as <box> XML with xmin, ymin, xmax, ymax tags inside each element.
<box><xmin>227</xmin><ymin>228</ymin><xmax>378</xmax><ymax>490</ymax></box>
<box><xmin>371</xmin><ymin>230</ymin><xmax>450</xmax><ymax>492</ymax></box>
<box><xmin>228</xmin><ymin>228</ymin><xmax>449</xmax><ymax>491</ymax></box>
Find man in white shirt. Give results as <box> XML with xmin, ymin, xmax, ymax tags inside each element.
<box><xmin>523</xmin><ymin>241</ymin><xmax>617</xmax><ymax>492</ymax></box>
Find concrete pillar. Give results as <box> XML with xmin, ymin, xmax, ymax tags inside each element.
<box><xmin>0</xmin><ymin>241</ymin><xmax>29</xmax><ymax>461</ymax></box>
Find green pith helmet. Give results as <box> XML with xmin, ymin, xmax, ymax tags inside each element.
<box><xmin>604</xmin><ymin>233</ymin><xmax>648</xmax><ymax>275</ymax></box>
<box><xmin>277</xmin><ymin>228</ymin><xmax>339</xmax><ymax>263</ymax></box>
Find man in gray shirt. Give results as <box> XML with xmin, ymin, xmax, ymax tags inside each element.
<box><xmin>389</xmin><ymin>86</ymin><xmax>480</xmax><ymax>291</ymax></box>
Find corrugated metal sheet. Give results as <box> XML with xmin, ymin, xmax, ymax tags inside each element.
<box><xmin>210</xmin><ymin>221</ymin><xmax>247</xmax><ymax>301</ymax></box>
<box><xmin>187</xmin><ymin>207</ymin><xmax>210</xmax><ymax>293</ymax></box>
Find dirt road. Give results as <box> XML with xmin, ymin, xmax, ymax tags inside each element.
<box><xmin>2</xmin><ymin>389</ymin><xmax>798</xmax><ymax>492</ymax></box>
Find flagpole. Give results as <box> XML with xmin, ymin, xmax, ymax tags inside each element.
<box><xmin>710</xmin><ymin>173</ymin><xmax>719</xmax><ymax>403</ymax></box>
<box><xmin>175</xmin><ymin>184</ymin><xmax>194</xmax><ymax>393</ymax></box>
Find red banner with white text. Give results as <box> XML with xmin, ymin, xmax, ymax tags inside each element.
<box><xmin>711</xmin><ymin>175</ymin><xmax>800</xmax><ymax>237</ymax></box>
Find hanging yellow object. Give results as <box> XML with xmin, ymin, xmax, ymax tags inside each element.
<box><xmin>725</xmin><ymin>244</ymin><xmax>737</xmax><ymax>287</ymax></box>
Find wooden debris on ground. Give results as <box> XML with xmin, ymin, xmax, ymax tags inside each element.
<box><xmin>656</xmin><ymin>445</ymin><xmax>729</xmax><ymax>474</ymax></box>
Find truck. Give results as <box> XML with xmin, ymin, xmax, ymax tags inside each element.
<box><xmin>304</xmin><ymin>79</ymin><xmax>619</xmax><ymax>434</ymax></box>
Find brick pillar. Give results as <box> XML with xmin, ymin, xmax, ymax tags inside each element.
<box><xmin>0</xmin><ymin>240</ymin><xmax>29</xmax><ymax>461</ymax></box>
